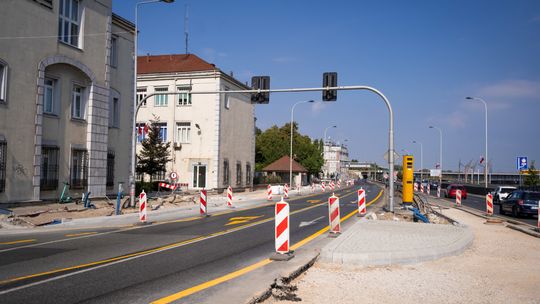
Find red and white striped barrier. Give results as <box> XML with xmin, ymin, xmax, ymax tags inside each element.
<box><xmin>330</xmin><ymin>181</ymin><xmax>335</xmax><ymax>192</ymax></box>
<box><xmin>200</xmin><ymin>189</ymin><xmax>207</xmax><ymax>216</ymax></box>
<box><xmin>337</xmin><ymin>180</ymin><xmax>341</xmax><ymax>189</ymax></box>
<box><xmin>275</xmin><ymin>198</ymin><xmax>290</xmax><ymax>254</ymax></box>
<box><xmin>227</xmin><ymin>186</ymin><xmax>233</xmax><ymax>207</ymax></box>
<box><xmin>139</xmin><ymin>190</ymin><xmax>147</xmax><ymax>223</ymax></box>
<box><xmin>414</xmin><ymin>183</ymin><xmax>418</xmax><ymax>192</ymax></box>
<box><xmin>486</xmin><ymin>193</ymin><xmax>493</xmax><ymax>216</ymax></box>
<box><xmin>427</xmin><ymin>184</ymin><xmax>431</xmax><ymax>195</ymax></box>
<box><xmin>328</xmin><ymin>194</ymin><xmax>341</xmax><ymax>235</ymax></box>
<box><xmin>267</xmin><ymin>184</ymin><xmax>272</xmax><ymax>201</ymax></box>
<box><xmin>437</xmin><ymin>186</ymin><xmax>441</xmax><ymax>198</ymax></box>
<box><xmin>420</xmin><ymin>183</ymin><xmax>425</xmax><ymax>193</ymax></box>
<box><xmin>357</xmin><ymin>188</ymin><xmax>366</xmax><ymax>216</ymax></box>
<box><xmin>456</xmin><ymin>189</ymin><xmax>462</xmax><ymax>207</ymax></box>
<box><xmin>159</xmin><ymin>182</ymin><xmax>177</xmax><ymax>191</ymax></box>
<box><xmin>284</xmin><ymin>184</ymin><xmax>289</xmax><ymax>199</ymax></box>
<box><xmin>321</xmin><ymin>182</ymin><xmax>326</xmax><ymax>192</ymax></box>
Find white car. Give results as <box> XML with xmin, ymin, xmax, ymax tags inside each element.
<box><xmin>493</xmin><ymin>186</ymin><xmax>517</xmax><ymax>204</ymax></box>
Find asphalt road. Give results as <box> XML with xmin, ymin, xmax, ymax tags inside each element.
<box><xmin>0</xmin><ymin>182</ymin><xmax>383</xmax><ymax>304</ymax></box>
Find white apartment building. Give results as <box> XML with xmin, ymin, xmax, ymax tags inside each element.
<box><xmin>136</xmin><ymin>54</ymin><xmax>255</xmax><ymax>190</ymax></box>
<box><xmin>322</xmin><ymin>141</ymin><xmax>349</xmax><ymax>179</ymax></box>
<box><xmin>0</xmin><ymin>0</ymin><xmax>134</xmax><ymax>203</ymax></box>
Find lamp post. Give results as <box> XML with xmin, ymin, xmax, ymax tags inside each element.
<box><xmin>322</xmin><ymin>125</ymin><xmax>337</xmax><ymax>178</ymax></box>
<box><xmin>412</xmin><ymin>140</ymin><xmax>423</xmax><ymax>182</ymax></box>
<box><xmin>429</xmin><ymin>126</ymin><xmax>443</xmax><ymax>187</ymax></box>
<box><xmin>130</xmin><ymin>0</ymin><xmax>175</xmax><ymax>208</ymax></box>
<box><xmin>466</xmin><ymin>96</ymin><xmax>488</xmax><ymax>188</ymax></box>
<box><xmin>290</xmin><ymin>100</ymin><xmax>314</xmax><ymax>188</ymax></box>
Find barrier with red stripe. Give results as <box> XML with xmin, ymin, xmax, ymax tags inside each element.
<box><xmin>200</xmin><ymin>189</ymin><xmax>207</xmax><ymax>216</ymax></box>
<box><xmin>437</xmin><ymin>186</ymin><xmax>441</xmax><ymax>198</ymax></box>
<box><xmin>427</xmin><ymin>184</ymin><xmax>431</xmax><ymax>195</ymax></box>
<box><xmin>284</xmin><ymin>184</ymin><xmax>289</xmax><ymax>199</ymax></box>
<box><xmin>159</xmin><ymin>182</ymin><xmax>177</xmax><ymax>191</ymax></box>
<box><xmin>357</xmin><ymin>188</ymin><xmax>366</xmax><ymax>216</ymax></box>
<box><xmin>456</xmin><ymin>189</ymin><xmax>462</xmax><ymax>207</ymax></box>
<box><xmin>337</xmin><ymin>180</ymin><xmax>341</xmax><ymax>189</ymax></box>
<box><xmin>414</xmin><ymin>183</ymin><xmax>418</xmax><ymax>192</ymax></box>
<box><xmin>139</xmin><ymin>190</ymin><xmax>147</xmax><ymax>223</ymax></box>
<box><xmin>420</xmin><ymin>183</ymin><xmax>425</xmax><ymax>193</ymax></box>
<box><xmin>486</xmin><ymin>193</ymin><xmax>493</xmax><ymax>216</ymax></box>
<box><xmin>321</xmin><ymin>182</ymin><xmax>326</xmax><ymax>192</ymax></box>
<box><xmin>267</xmin><ymin>184</ymin><xmax>272</xmax><ymax>201</ymax></box>
<box><xmin>330</xmin><ymin>181</ymin><xmax>335</xmax><ymax>192</ymax></box>
<box><xmin>328</xmin><ymin>194</ymin><xmax>341</xmax><ymax>234</ymax></box>
<box><xmin>227</xmin><ymin>186</ymin><xmax>233</xmax><ymax>207</ymax></box>
<box><xmin>275</xmin><ymin>198</ymin><xmax>290</xmax><ymax>254</ymax></box>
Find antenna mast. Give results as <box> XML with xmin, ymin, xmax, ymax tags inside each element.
<box><xmin>184</xmin><ymin>4</ymin><xmax>189</xmax><ymax>54</ymax></box>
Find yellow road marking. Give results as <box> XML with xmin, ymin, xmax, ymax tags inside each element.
<box><xmin>152</xmin><ymin>187</ymin><xmax>384</xmax><ymax>304</ymax></box>
<box><xmin>225</xmin><ymin>216</ymin><xmax>263</xmax><ymax>226</ymax></box>
<box><xmin>65</xmin><ymin>232</ymin><xmax>97</xmax><ymax>238</ymax></box>
<box><xmin>307</xmin><ymin>199</ymin><xmax>321</xmax><ymax>204</ymax></box>
<box><xmin>0</xmin><ymin>239</ymin><xmax>36</xmax><ymax>245</ymax></box>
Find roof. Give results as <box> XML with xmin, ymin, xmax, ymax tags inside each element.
<box><xmin>262</xmin><ymin>156</ymin><xmax>308</xmax><ymax>173</ymax></box>
<box><xmin>137</xmin><ymin>54</ymin><xmax>217</xmax><ymax>74</ymax></box>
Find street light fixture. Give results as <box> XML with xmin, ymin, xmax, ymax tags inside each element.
<box><xmin>466</xmin><ymin>96</ymin><xmax>489</xmax><ymax>188</ymax></box>
<box><xmin>429</xmin><ymin>126</ymin><xmax>443</xmax><ymax>187</ymax></box>
<box><xmin>412</xmin><ymin>140</ymin><xmax>423</xmax><ymax>182</ymax></box>
<box><xmin>130</xmin><ymin>0</ymin><xmax>175</xmax><ymax>208</ymax></box>
<box><xmin>290</xmin><ymin>100</ymin><xmax>314</xmax><ymax>188</ymax></box>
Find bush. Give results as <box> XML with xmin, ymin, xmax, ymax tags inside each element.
<box><xmin>136</xmin><ymin>181</ymin><xmax>160</xmax><ymax>195</ymax></box>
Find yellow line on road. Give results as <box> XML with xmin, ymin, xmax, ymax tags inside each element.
<box><xmin>151</xmin><ymin>187</ymin><xmax>384</xmax><ymax>304</ymax></box>
<box><xmin>65</xmin><ymin>232</ymin><xmax>97</xmax><ymax>238</ymax></box>
<box><xmin>0</xmin><ymin>239</ymin><xmax>36</xmax><ymax>245</ymax></box>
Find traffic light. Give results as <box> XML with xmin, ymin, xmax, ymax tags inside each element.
<box><xmin>251</xmin><ymin>76</ymin><xmax>270</xmax><ymax>104</ymax></box>
<box><xmin>322</xmin><ymin>72</ymin><xmax>338</xmax><ymax>101</ymax></box>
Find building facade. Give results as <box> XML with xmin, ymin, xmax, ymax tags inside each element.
<box><xmin>322</xmin><ymin>141</ymin><xmax>349</xmax><ymax>180</ymax></box>
<box><xmin>136</xmin><ymin>54</ymin><xmax>255</xmax><ymax>190</ymax></box>
<box><xmin>0</xmin><ymin>0</ymin><xmax>134</xmax><ymax>203</ymax></box>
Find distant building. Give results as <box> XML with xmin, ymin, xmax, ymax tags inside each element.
<box><xmin>322</xmin><ymin>141</ymin><xmax>349</xmax><ymax>180</ymax></box>
<box><xmin>0</xmin><ymin>0</ymin><xmax>135</xmax><ymax>203</ymax></box>
<box><xmin>136</xmin><ymin>54</ymin><xmax>255</xmax><ymax>190</ymax></box>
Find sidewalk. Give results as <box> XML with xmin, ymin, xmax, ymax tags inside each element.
<box><xmin>265</xmin><ymin>196</ymin><xmax>540</xmax><ymax>304</ymax></box>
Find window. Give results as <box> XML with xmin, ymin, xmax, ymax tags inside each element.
<box><xmin>71</xmin><ymin>85</ymin><xmax>85</xmax><ymax>119</ymax></box>
<box><xmin>110</xmin><ymin>36</ymin><xmax>118</xmax><ymax>68</ymax></box>
<box><xmin>70</xmin><ymin>149</ymin><xmax>88</xmax><ymax>188</ymax></box>
<box><xmin>44</xmin><ymin>77</ymin><xmax>58</xmax><ymax>114</ymax></box>
<box><xmin>106</xmin><ymin>151</ymin><xmax>115</xmax><ymax>187</ymax></box>
<box><xmin>176</xmin><ymin>122</ymin><xmax>191</xmax><ymax>143</ymax></box>
<box><xmin>136</xmin><ymin>123</ymin><xmax>148</xmax><ymax>143</ymax></box>
<box><xmin>155</xmin><ymin>123</ymin><xmax>167</xmax><ymax>142</ymax></box>
<box><xmin>154</xmin><ymin>87</ymin><xmax>168</xmax><ymax>106</ymax></box>
<box><xmin>246</xmin><ymin>163</ymin><xmax>251</xmax><ymax>185</ymax></box>
<box><xmin>223</xmin><ymin>159</ymin><xmax>229</xmax><ymax>186</ymax></box>
<box><xmin>137</xmin><ymin>87</ymin><xmax>147</xmax><ymax>107</ymax></box>
<box><xmin>152</xmin><ymin>170</ymin><xmax>165</xmax><ymax>181</ymax></box>
<box><xmin>0</xmin><ymin>140</ymin><xmax>6</xmax><ymax>192</ymax></box>
<box><xmin>58</xmin><ymin>0</ymin><xmax>81</xmax><ymax>47</ymax></box>
<box><xmin>224</xmin><ymin>87</ymin><xmax>230</xmax><ymax>109</ymax></box>
<box><xmin>0</xmin><ymin>61</ymin><xmax>7</xmax><ymax>103</ymax></box>
<box><xmin>40</xmin><ymin>146</ymin><xmax>59</xmax><ymax>190</ymax></box>
<box><xmin>177</xmin><ymin>86</ymin><xmax>192</xmax><ymax>106</ymax></box>
<box><xmin>109</xmin><ymin>97</ymin><xmax>119</xmax><ymax>128</ymax></box>
<box><xmin>236</xmin><ymin>162</ymin><xmax>242</xmax><ymax>186</ymax></box>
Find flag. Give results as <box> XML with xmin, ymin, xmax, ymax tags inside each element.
<box><xmin>479</xmin><ymin>156</ymin><xmax>485</xmax><ymax>164</ymax></box>
<box><xmin>435</xmin><ymin>163</ymin><xmax>440</xmax><ymax>169</ymax></box>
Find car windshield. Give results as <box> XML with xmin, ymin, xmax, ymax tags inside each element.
<box><xmin>524</xmin><ymin>193</ymin><xmax>540</xmax><ymax>200</ymax></box>
<box><xmin>501</xmin><ymin>188</ymin><xmax>515</xmax><ymax>193</ymax></box>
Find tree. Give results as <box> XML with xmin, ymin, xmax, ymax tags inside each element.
<box><xmin>524</xmin><ymin>161</ymin><xmax>539</xmax><ymax>186</ymax></box>
<box><xmin>136</xmin><ymin>117</ymin><xmax>172</xmax><ymax>181</ymax></box>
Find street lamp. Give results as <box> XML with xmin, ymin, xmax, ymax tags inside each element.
<box><xmin>322</xmin><ymin>125</ymin><xmax>337</xmax><ymax>178</ymax></box>
<box><xmin>429</xmin><ymin>126</ymin><xmax>443</xmax><ymax>187</ymax></box>
<box><xmin>130</xmin><ymin>0</ymin><xmax>175</xmax><ymax>208</ymax></box>
<box><xmin>290</xmin><ymin>100</ymin><xmax>314</xmax><ymax>188</ymax></box>
<box><xmin>412</xmin><ymin>140</ymin><xmax>423</xmax><ymax>182</ymax></box>
<box><xmin>466</xmin><ymin>96</ymin><xmax>489</xmax><ymax>188</ymax></box>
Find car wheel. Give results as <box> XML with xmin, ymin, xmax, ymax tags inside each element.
<box><xmin>512</xmin><ymin>206</ymin><xmax>519</xmax><ymax>218</ymax></box>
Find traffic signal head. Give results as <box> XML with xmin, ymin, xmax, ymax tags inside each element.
<box><xmin>322</xmin><ymin>72</ymin><xmax>337</xmax><ymax>101</ymax></box>
<box><xmin>251</xmin><ymin>76</ymin><xmax>270</xmax><ymax>104</ymax></box>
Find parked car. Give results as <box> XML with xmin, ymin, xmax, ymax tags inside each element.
<box><xmin>492</xmin><ymin>186</ymin><xmax>517</xmax><ymax>204</ymax></box>
<box><xmin>429</xmin><ymin>180</ymin><xmax>439</xmax><ymax>189</ymax></box>
<box><xmin>499</xmin><ymin>190</ymin><xmax>540</xmax><ymax>217</ymax></box>
<box><xmin>445</xmin><ymin>184</ymin><xmax>467</xmax><ymax>199</ymax></box>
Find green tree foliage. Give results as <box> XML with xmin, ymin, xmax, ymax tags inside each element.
<box><xmin>255</xmin><ymin>123</ymin><xmax>324</xmax><ymax>176</ymax></box>
<box><xmin>136</xmin><ymin>117</ymin><xmax>172</xmax><ymax>181</ymax></box>
<box><xmin>524</xmin><ymin>160</ymin><xmax>539</xmax><ymax>186</ymax></box>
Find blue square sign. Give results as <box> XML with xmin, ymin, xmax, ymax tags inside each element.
<box><xmin>517</xmin><ymin>157</ymin><xmax>528</xmax><ymax>171</ymax></box>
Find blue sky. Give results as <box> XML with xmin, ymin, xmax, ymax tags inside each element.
<box><xmin>114</xmin><ymin>0</ymin><xmax>540</xmax><ymax>172</ymax></box>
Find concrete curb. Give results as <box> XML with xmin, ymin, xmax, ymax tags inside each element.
<box><xmin>506</xmin><ymin>224</ymin><xmax>540</xmax><ymax>238</ymax></box>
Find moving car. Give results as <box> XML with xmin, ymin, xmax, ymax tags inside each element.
<box><xmin>492</xmin><ymin>186</ymin><xmax>517</xmax><ymax>204</ymax></box>
<box><xmin>499</xmin><ymin>190</ymin><xmax>540</xmax><ymax>217</ymax></box>
<box><xmin>445</xmin><ymin>184</ymin><xmax>467</xmax><ymax>199</ymax></box>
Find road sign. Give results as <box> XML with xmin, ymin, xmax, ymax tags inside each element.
<box><xmin>517</xmin><ymin>157</ymin><xmax>528</xmax><ymax>171</ymax></box>
<box><xmin>384</xmin><ymin>150</ymin><xmax>400</xmax><ymax>162</ymax></box>
<box><xmin>170</xmin><ymin>172</ymin><xmax>178</xmax><ymax>180</ymax></box>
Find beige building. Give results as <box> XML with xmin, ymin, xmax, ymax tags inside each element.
<box><xmin>0</xmin><ymin>0</ymin><xmax>134</xmax><ymax>203</ymax></box>
<box><xmin>323</xmin><ymin>141</ymin><xmax>350</xmax><ymax>180</ymax></box>
<box><xmin>137</xmin><ymin>54</ymin><xmax>255</xmax><ymax>190</ymax></box>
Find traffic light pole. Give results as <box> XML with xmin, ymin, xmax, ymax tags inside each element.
<box><xmin>130</xmin><ymin>85</ymin><xmax>395</xmax><ymax>212</ymax></box>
